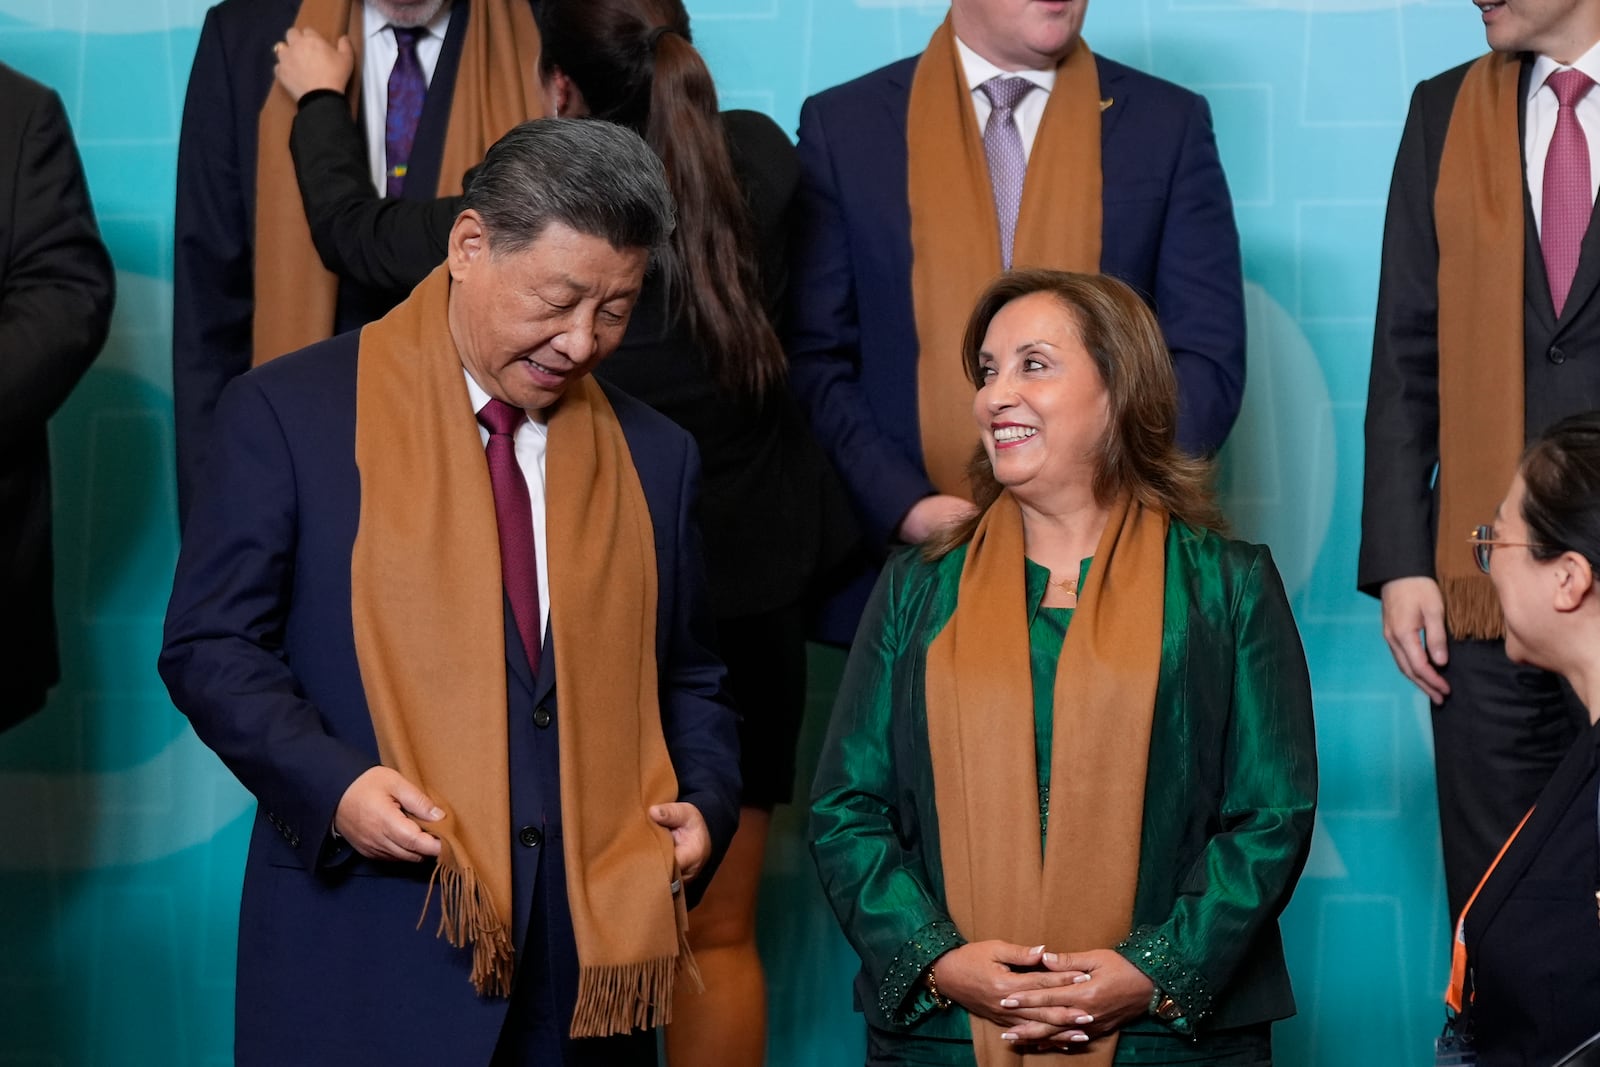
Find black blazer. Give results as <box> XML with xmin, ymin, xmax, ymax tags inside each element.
<box><xmin>0</xmin><ymin>62</ymin><xmax>114</xmax><ymax>730</ymax></box>
<box><xmin>1361</xmin><ymin>58</ymin><xmax>1600</xmax><ymax>592</ymax></box>
<box><xmin>1463</xmin><ymin>719</ymin><xmax>1600</xmax><ymax>1065</ymax></box>
<box><xmin>287</xmin><ymin>98</ymin><xmax>858</xmax><ymax>618</ymax></box>
<box><xmin>171</xmin><ymin>0</ymin><xmax>499</xmax><ymax>523</ymax></box>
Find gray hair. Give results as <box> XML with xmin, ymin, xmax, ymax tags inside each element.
<box><xmin>460</xmin><ymin>118</ymin><xmax>675</xmax><ymax>256</ymax></box>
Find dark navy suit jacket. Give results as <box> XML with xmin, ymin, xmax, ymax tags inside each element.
<box><xmin>787</xmin><ymin>54</ymin><xmax>1245</xmax><ymax>641</ymax></box>
<box><xmin>158</xmin><ymin>332</ymin><xmax>740</xmax><ymax>1066</ymax></box>
<box><xmin>172</xmin><ymin>0</ymin><xmax>501</xmax><ymax>523</ymax></box>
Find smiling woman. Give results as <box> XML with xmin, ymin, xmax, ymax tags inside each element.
<box><xmin>811</xmin><ymin>270</ymin><xmax>1318</xmax><ymax>1067</ymax></box>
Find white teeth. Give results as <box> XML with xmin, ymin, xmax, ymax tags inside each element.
<box><xmin>993</xmin><ymin>426</ymin><xmax>1037</xmax><ymax>442</ymax></box>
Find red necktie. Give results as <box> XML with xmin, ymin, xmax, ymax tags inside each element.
<box><xmin>478</xmin><ymin>398</ymin><xmax>541</xmax><ymax>674</ymax></box>
<box><xmin>1542</xmin><ymin>68</ymin><xmax>1595</xmax><ymax>317</ymax></box>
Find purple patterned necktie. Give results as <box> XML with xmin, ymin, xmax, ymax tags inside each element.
<box><xmin>980</xmin><ymin>75</ymin><xmax>1035</xmax><ymax>269</ymax></box>
<box><xmin>385</xmin><ymin>26</ymin><xmax>427</xmax><ymax>198</ymax></box>
<box><xmin>1543</xmin><ymin>68</ymin><xmax>1595</xmax><ymax>317</ymax></box>
<box><xmin>478</xmin><ymin>398</ymin><xmax>541</xmax><ymax>675</ymax></box>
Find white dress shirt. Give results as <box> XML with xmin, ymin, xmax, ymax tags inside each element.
<box><xmin>361</xmin><ymin>2</ymin><xmax>454</xmax><ymax>195</ymax></box>
<box><xmin>954</xmin><ymin>34</ymin><xmax>1056</xmax><ymax>162</ymax></box>
<box><xmin>1525</xmin><ymin>39</ymin><xmax>1600</xmax><ymax>236</ymax></box>
<box><xmin>465</xmin><ymin>371</ymin><xmax>551</xmax><ymax>640</ymax></box>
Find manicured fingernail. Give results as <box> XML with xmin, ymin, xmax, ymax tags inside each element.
<box><xmin>1000</xmin><ymin>997</ymin><xmax>1019</xmax><ymax>1008</ymax></box>
<box><xmin>1029</xmin><ymin>944</ymin><xmax>1045</xmax><ymax>954</ymax></box>
<box><xmin>1072</xmin><ymin>973</ymin><xmax>1091</xmax><ymax>983</ymax></box>
<box><xmin>1070</xmin><ymin>1033</ymin><xmax>1089</xmax><ymax>1043</ymax></box>
<box><xmin>429</xmin><ymin>807</ymin><xmax>444</xmax><ymax>820</ymax></box>
<box><xmin>1042</xmin><ymin>952</ymin><xmax>1058</xmax><ymax>964</ymax></box>
<box><xmin>1001</xmin><ymin>1033</ymin><xmax>1018</xmax><ymax>1042</ymax></box>
<box><xmin>1075</xmin><ymin>1015</ymin><xmax>1094</xmax><ymax>1024</ymax></box>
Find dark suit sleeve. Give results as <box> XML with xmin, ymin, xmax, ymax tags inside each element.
<box><xmin>1115</xmin><ymin>548</ymin><xmax>1317</xmax><ymax>1029</ymax></box>
<box><xmin>0</xmin><ymin>83</ymin><xmax>114</xmax><ymax>452</ymax></box>
<box><xmin>158</xmin><ymin>373</ymin><xmax>375</xmax><ymax>870</ymax></box>
<box><xmin>174</xmin><ymin>9</ymin><xmax>275</xmax><ymax>526</ymax></box>
<box><xmin>788</xmin><ymin>97</ymin><xmax>937</xmax><ymax>546</ymax></box>
<box><xmin>1359</xmin><ymin>82</ymin><xmax>1441</xmax><ymax>594</ymax></box>
<box><xmin>289</xmin><ymin>91</ymin><xmax>459</xmax><ymax>292</ymax></box>
<box><xmin>658</xmin><ymin>432</ymin><xmax>742</xmax><ymax>902</ymax></box>
<box><xmin>1157</xmin><ymin>95</ymin><xmax>1246</xmax><ymax>457</ymax></box>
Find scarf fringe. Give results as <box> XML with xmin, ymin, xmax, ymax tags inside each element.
<box><xmin>1442</xmin><ymin>575</ymin><xmax>1505</xmax><ymax>640</ymax></box>
<box><xmin>421</xmin><ymin>857</ymin><xmax>514</xmax><ymax>997</ymax></box>
<box><xmin>569</xmin><ymin>956</ymin><xmax>680</xmax><ymax>1038</ymax></box>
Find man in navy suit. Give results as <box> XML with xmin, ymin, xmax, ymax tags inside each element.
<box><xmin>788</xmin><ymin>0</ymin><xmax>1244</xmax><ymax>642</ymax></box>
<box><xmin>160</xmin><ymin>120</ymin><xmax>739</xmax><ymax>1067</ymax></box>
<box><xmin>172</xmin><ymin>0</ymin><xmax>540</xmax><ymax>522</ymax></box>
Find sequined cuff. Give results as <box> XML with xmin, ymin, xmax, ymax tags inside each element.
<box><xmin>880</xmin><ymin>920</ymin><xmax>965</xmax><ymax>1026</ymax></box>
<box><xmin>1115</xmin><ymin>927</ymin><xmax>1211</xmax><ymax>1033</ymax></box>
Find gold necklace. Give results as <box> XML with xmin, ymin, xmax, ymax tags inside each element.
<box><xmin>1048</xmin><ymin>573</ymin><xmax>1079</xmax><ymax>607</ymax></box>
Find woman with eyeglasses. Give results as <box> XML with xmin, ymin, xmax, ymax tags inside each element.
<box><xmin>1452</xmin><ymin>411</ymin><xmax>1600</xmax><ymax>1065</ymax></box>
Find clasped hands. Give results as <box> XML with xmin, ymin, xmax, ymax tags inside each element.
<box><xmin>929</xmin><ymin>940</ymin><xmax>1155</xmax><ymax>1051</ymax></box>
<box><xmin>332</xmin><ymin>766</ymin><xmax>711</xmax><ymax>878</ymax></box>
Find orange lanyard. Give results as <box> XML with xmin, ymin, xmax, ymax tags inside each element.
<box><xmin>1446</xmin><ymin>808</ymin><xmax>1534</xmax><ymax>1014</ymax></box>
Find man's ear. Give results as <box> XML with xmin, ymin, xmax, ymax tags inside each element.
<box><xmin>447</xmin><ymin>209</ymin><xmax>489</xmax><ymax>280</ymax></box>
<box><xmin>1553</xmin><ymin>550</ymin><xmax>1595</xmax><ymax>613</ymax></box>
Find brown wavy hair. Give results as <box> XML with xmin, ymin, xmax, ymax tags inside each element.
<box><xmin>926</xmin><ymin>270</ymin><xmax>1224</xmax><ymax>559</ymax></box>
<box><xmin>538</xmin><ymin>0</ymin><xmax>785</xmax><ymax>397</ymax></box>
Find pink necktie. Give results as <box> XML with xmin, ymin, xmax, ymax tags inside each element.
<box><xmin>980</xmin><ymin>75</ymin><xmax>1034</xmax><ymax>270</ymax></box>
<box><xmin>1542</xmin><ymin>68</ymin><xmax>1595</xmax><ymax>317</ymax></box>
<box><xmin>478</xmin><ymin>398</ymin><xmax>541</xmax><ymax>675</ymax></box>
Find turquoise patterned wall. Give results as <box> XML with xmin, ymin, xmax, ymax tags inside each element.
<box><xmin>0</xmin><ymin>1</ymin><xmax>1488</xmax><ymax>1062</ymax></box>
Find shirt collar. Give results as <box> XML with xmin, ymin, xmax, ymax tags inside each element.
<box><xmin>1528</xmin><ymin>38</ymin><xmax>1600</xmax><ymax>104</ymax></box>
<box><xmin>364</xmin><ymin>1</ymin><xmax>453</xmax><ymax>43</ymax></box>
<box><xmin>954</xmin><ymin>33</ymin><xmax>1056</xmax><ymax>96</ymax></box>
<box><xmin>462</xmin><ymin>370</ymin><xmax>548</xmax><ymax>430</ymax></box>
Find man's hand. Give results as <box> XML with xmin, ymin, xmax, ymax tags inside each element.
<box><xmin>273</xmin><ymin>27</ymin><xmax>355</xmax><ymax>103</ymax></box>
<box><xmin>897</xmin><ymin>494</ymin><xmax>978</xmax><ymax>543</ymax></box>
<box><xmin>649</xmin><ymin>802</ymin><xmax>710</xmax><ymax>882</ymax></box>
<box><xmin>333</xmin><ymin>767</ymin><xmax>444</xmax><ymax>862</ymax></box>
<box><xmin>928</xmin><ymin>941</ymin><xmax>1088</xmax><ymax>1037</ymax></box>
<box><xmin>997</xmin><ymin>948</ymin><xmax>1155</xmax><ymax>1048</ymax></box>
<box><xmin>1380</xmin><ymin>575</ymin><xmax>1451</xmax><ymax>703</ymax></box>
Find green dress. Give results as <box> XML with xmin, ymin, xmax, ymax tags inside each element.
<box><xmin>810</xmin><ymin>523</ymin><xmax>1317</xmax><ymax>1064</ymax></box>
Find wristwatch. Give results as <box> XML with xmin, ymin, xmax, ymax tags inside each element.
<box><xmin>1148</xmin><ymin>988</ymin><xmax>1185</xmax><ymax>1022</ymax></box>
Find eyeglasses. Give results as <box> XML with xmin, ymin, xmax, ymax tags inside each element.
<box><xmin>1467</xmin><ymin>525</ymin><xmax>1545</xmax><ymax>574</ymax></box>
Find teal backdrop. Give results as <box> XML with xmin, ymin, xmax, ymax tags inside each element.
<box><xmin>0</xmin><ymin>1</ymin><xmax>1492</xmax><ymax>1062</ymax></box>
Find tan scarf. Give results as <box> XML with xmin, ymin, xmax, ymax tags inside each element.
<box><xmin>253</xmin><ymin>0</ymin><xmax>543</xmax><ymax>366</ymax></box>
<box><xmin>350</xmin><ymin>265</ymin><xmax>693</xmax><ymax>1034</ymax></box>
<box><xmin>925</xmin><ymin>493</ymin><xmax>1166</xmax><ymax>1067</ymax></box>
<box><xmin>907</xmin><ymin>19</ymin><xmax>1102</xmax><ymax>497</ymax></box>
<box><xmin>1433</xmin><ymin>51</ymin><xmax>1525</xmax><ymax>639</ymax></box>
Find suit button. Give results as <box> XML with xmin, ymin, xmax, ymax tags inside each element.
<box><xmin>533</xmin><ymin>705</ymin><xmax>552</xmax><ymax>729</ymax></box>
<box><xmin>1550</xmin><ymin>345</ymin><xmax>1568</xmax><ymax>364</ymax></box>
<box><xmin>518</xmin><ymin>826</ymin><xmax>543</xmax><ymax>848</ymax></box>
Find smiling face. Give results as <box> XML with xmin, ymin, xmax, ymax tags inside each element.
<box><xmin>950</xmin><ymin>0</ymin><xmax>1088</xmax><ymax>70</ymax></box>
<box><xmin>972</xmin><ymin>291</ymin><xmax>1109</xmax><ymax>507</ymax></box>
<box><xmin>1476</xmin><ymin>0</ymin><xmax>1600</xmax><ymax>62</ymax></box>
<box><xmin>446</xmin><ymin>213</ymin><xmax>648</xmax><ymax>414</ymax></box>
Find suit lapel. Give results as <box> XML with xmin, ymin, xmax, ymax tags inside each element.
<box><xmin>1096</xmin><ymin>60</ymin><xmax>1128</xmax><ymax>145</ymax></box>
<box><xmin>1468</xmin><ymin>726</ymin><xmax>1600</xmax><ymax>942</ymax></box>
<box><xmin>503</xmin><ymin>595</ymin><xmax>536</xmax><ymax>700</ymax></box>
<box><xmin>1555</xmin><ymin>196</ymin><xmax>1600</xmax><ymax>329</ymax></box>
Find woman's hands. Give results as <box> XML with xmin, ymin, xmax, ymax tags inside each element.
<box><xmin>273</xmin><ymin>27</ymin><xmax>355</xmax><ymax>102</ymax></box>
<box><xmin>927</xmin><ymin>941</ymin><xmax>1089</xmax><ymax>1031</ymax></box>
<box><xmin>996</xmin><ymin>948</ymin><xmax>1157</xmax><ymax>1049</ymax></box>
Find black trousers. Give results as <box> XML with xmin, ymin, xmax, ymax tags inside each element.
<box><xmin>1433</xmin><ymin>638</ymin><xmax>1589</xmax><ymax>921</ymax></box>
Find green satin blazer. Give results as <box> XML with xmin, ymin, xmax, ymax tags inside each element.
<box><xmin>809</xmin><ymin>521</ymin><xmax>1318</xmax><ymax>1042</ymax></box>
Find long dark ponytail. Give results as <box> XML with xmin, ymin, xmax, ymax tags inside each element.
<box><xmin>539</xmin><ymin>0</ymin><xmax>786</xmax><ymax>397</ymax></box>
